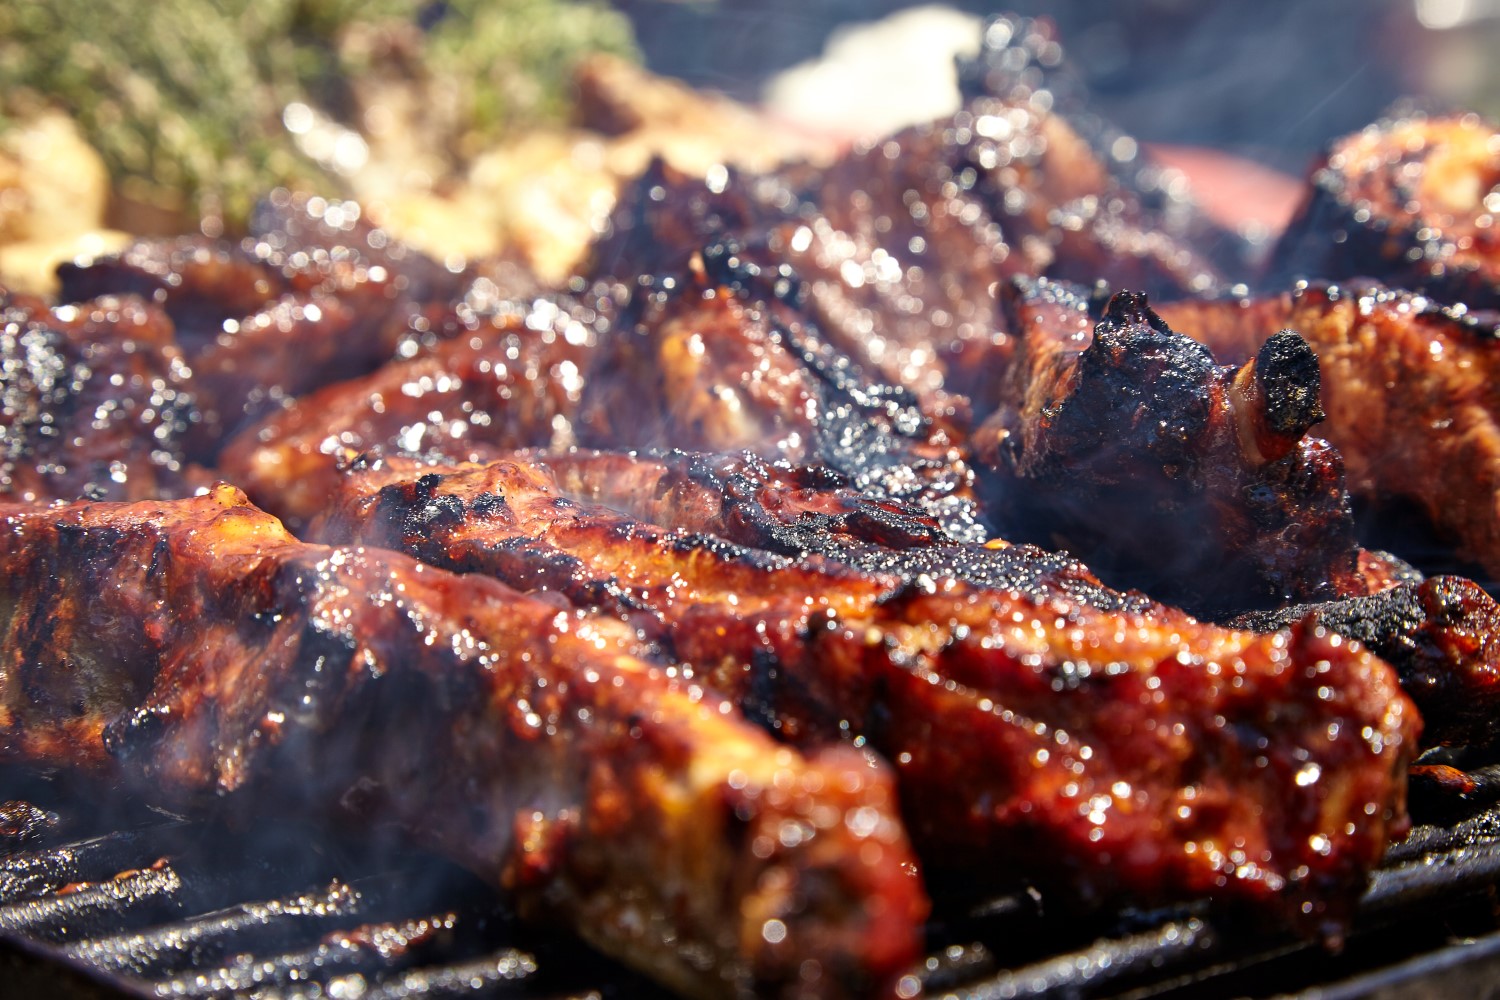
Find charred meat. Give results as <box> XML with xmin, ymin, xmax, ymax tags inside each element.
<box><xmin>973</xmin><ymin>280</ymin><xmax>1365</xmax><ymax>616</ymax></box>
<box><xmin>0</xmin><ymin>486</ymin><xmax>928</xmax><ymax>1000</ymax></box>
<box><xmin>313</xmin><ymin>451</ymin><xmax>1420</xmax><ymax>935</ymax></box>
<box><xmin>587</xmin><ymin>16</ymin><xmax>1234</xmax><ymax>425</ymax></box>
<box><xmin>1157</xmin><ymin>283</ymin><xmax>1500</xmax><ymax>584</ymax></box>
<box><xmin>1267</xmin><ymin>112</ymin><xmax>1500</xmax><ymax>308</ymax></box>
<box><xmin>1233</xmin><ymin>575</ymin><xmax>1500</xmax><ymax>748</ymax></box>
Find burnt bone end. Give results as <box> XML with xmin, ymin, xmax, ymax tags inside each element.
<box><xmin>1257</xmin><ymin>329</ymin><xmax>1326</xmax><ymax>437</ymax></box>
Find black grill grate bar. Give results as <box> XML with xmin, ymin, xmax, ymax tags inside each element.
<box><xmin>929</xmin><ymin>918</ymin><xmax>1214</xmax><ymax>1000</ymax></box>
<box><xmin>62</xmin><ymin>879</ymin><xmax>364</xmax><ymax>979</ymax></box>
<box><xmin>0</xmin><ymin>862</ymin><xmax>183</xmax><ymax>943</ymax></box>
<box><xmin>1384</xmin><ymin>802</ymin><xmax>1500</xmax><ymax>864</ymax></box>
<box><xmin>1310</xmin><ymin>925</ymin><xmax>1500</xmax><ymax>1000</ymax></box>
<box><xmin>1362</xmin><ymin>837</ymin><xmax>1500</xmax><ymax>913</ymax></box>
<box><xmin>148</xmin><ymin>912</ymin><xmax>464</xmax><ymax>998</ymax></box>
<box><xmin>261</xmin><ymin>944</ymin><xmax>540</xmax><ymax>1000</ymax></box>
<box><xmin>0</xmin><ymin>824</ymin><xmax>188</xmax><ymax>904</ymax></box>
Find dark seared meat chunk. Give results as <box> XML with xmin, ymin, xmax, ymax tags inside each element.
<box><xmin>56</xmin><ymin>192</ymin><xmax>471</xmax><ymax>456</ymax></box>
<box><xmin>314</xmin><ymin>452</ymin><xmax>1420</xmax><ymax>936</ymax></box>
<box><xmin>1267</xmin><ymin>112</ymin><xmax>1500</xmax><ymax>308</ymax></box>
<box><xmin>789</xmin><ymin>103</ymin><xmax>1222</xmax><ymax>414</ymax></box>
<box><xmin>589</xmin><ymin>160</ymin><xmax>986</xmax><ymax>420</ymax></box>
<box><xmin>1157</xmin><ymin>283</ymin><xmax>1500</xmax><ymax>582</ymax></box>
<box><xmin>973</xmin><ymin>279</ymin><xmax>1366</xmax><ymax>616</ymax></box>
<box><xmin>585</xmin><ymin>18</ymin><xmax>1230</xmax><ymax>425</ymax></box>
<box><xmin>218</xmin><ymin>292</ymin><xmax>604</xmax><ymax>532</ymax></box>
<box><xmin>0</xmin><ymin>290</ymin><xmax>198</xmax><ymax>502</ymax></box>
<box><xmin>0</xmin><ymin>487</ymin><xmax>927</xmax><ymax>1000</ymax></box>
<box><xmin>587</xmin><ymin>156</ymin><xmax>799</xmax><ymax>285</ymax></box>
<box><xmin>1233</xmin><ymin>576</ymin><xmax>1500</xmax><ymax>748</ymax></box>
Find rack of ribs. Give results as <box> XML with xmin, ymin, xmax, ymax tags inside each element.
<box><xmin>0</xmin><ymin>485</ymin><xmax>928</xmax><ymax>999</ymax></box>
<box><xmin>9</xmin><ymin>19</ymin><xmax>1500</xmax><ymax>996</ymax></box>
<box><xmin>312</xmin><ymin>450</ymin><xmax>1420</xmax><ymax>936</ymax></box>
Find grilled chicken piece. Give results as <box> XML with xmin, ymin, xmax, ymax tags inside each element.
<box><xmin>1157</xmin><ymin>283</ymin><xmax>1500</xmax><ymax>583</ymax></box>
<box><xmin>315</xmin><ymin>451</ymin><xmax>1420</xmax><ymax>935</ymax></box>
<box><xmin>56</xmin><ymin>192</ymin><xmax>473</xmax><ymax>456</ymax></box>
<box><xmin>0</xmin><ymin>289</ymin><xmax>198</xmax><ymax>502</ymax></box>
<box><xmin>0</xmin><ymin>486</ymin><xmax>927</xmax><ymax>1000</ymax></box>
<box><xmin>1267</xmin><ymin>112</ymin><xmax>1500</xmax><ymax>308</ymax></box>
<box><xmin>973</xmin><ymin>279</ymin><xmax>1365</xmax><ymax>616</ymax></box>
<box><xmin>218</xmin><ymin>290</ymin><xmax>604</xmax><ymax>532</ymax></box>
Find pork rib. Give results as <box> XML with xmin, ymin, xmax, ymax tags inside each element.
<box><xmin>314</xmin><ymin>451</ymin><xmax>1420</xmax><ymax>935</ymax></box>
<box><xmin>1266</xmin><ymin>112</ymin><xmax>1500</xmax><ymax>309</ymax></box>
<box><xmin>973</xmin><ymin>279</ymin><xmax>1367</xmax><ymax>616</ymax></box>
<box><xmin>0</xmin><ymin>486</ymin><xmax>927</xmax><ymax>1000</ymax></box>
<box><xmin>1232</xmin><ymin>575</ymin><xmax>1500</xmax><ymax>747</ymax></box>
<box><xmin>218</xmin><ymin>289</ymin><xmax>603</xmax><ymax>532</ymax></box>
<box><xmin>56</xmin><ymin>192</ymin><xmax>474</xmax><ymax>457</ymax></box>
<box><xmin>0</xmin><ymin>290</ymin><xmax>199</xmax><ymax>503</ymax></box>
<box><xmin>1157</xmin><ymin>283</ymin><xmax>1500</xmax><ymax>583</ymax></box>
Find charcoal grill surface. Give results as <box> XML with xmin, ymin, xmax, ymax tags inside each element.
<box><xmin>3</xmin><ymin>766</ymin><xmax>1500</xmax><ymax>999</ymax></box>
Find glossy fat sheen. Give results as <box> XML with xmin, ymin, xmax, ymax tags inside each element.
<box><xmin>218</xmin><ymin>291</ymin><xmax>603</xmax><ymax>532</ymax></box>
<box><xmin>1268</xmin><ymin>113</ymin><xmax>1500</xmax><ymax>308</ymax></box>
<box><xmin>0</xmin><ymin>290</ymin><xmax>197</xmax><ymax>503</ymax></box>
<box><xmin>0</xmin><ymin>487</ymin><xmax>927</xmax><ymax>1000</ymax></box>
<box><xmin>1158</xmin><ymin>283</ymin><xmax>1500</xmax><ymax>583</ymax></box>
<box><xmin>56</xmin><ymin>191</ymin><xmax>472</xmax><ymax>456</ymax></box>
<box><xmin>316</xmin><ymin>451</ymin><xmax>1419</xmax><ymax>935</ymax></box>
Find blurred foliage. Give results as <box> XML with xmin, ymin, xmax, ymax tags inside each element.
<box><xmin>0</xmin><ymin>0</ymin><xmax>638</xmax><ymax>228</ymax></box>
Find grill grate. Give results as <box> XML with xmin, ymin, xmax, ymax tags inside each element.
<box><xmin>4</xmin><ymin>768</ymin><xmax>1500</xmax><ymax>999</ymax></box>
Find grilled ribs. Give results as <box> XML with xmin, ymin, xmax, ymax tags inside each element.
<box><xmin>219</xmin><ymin>286</ymin><xmax>604</xmax><ymax>532</ymax></box>
<box><xmin>56</xmin><ymin>191</ymin><xmax>474</xmax><ymax>457</ymax></box>
<box><xmin>313</xmin><ymin>450</ymin><xmax>1420</xmax><ymax>934</ymax></box>
<box><xmin>973</xmin><ymin>279</ymin><xmax>1366</xmax><ymax>616</ymax></box>
<box><xmin>0</xmin><ymin>289</ymin><xmax>199</xmax><ymax>503</ymax></box>
<box><xmin>1232</xmin><ymin>576</ymin><xmax>1500</xmax><ymax>748</ymax></box>
<box><xmin>5</xmin><ymin>20</ymin><xmax>1500</xmax><ymax>995</ymax></box>
<box><xmin>1267</xmin><ymin>112</ymin><xmax>1500</xmax><ymax>309</ymax></box>
<box><xmin>223</xmin><ymin>241</ymin><xmax>983</xmax><ymax>543</ymax></box>
<box><xmin>1156</xmin><ymin>283</ymin><xmax>1500</xmax><ymax>583</ymax></box>
<box><xmin>541</xmin><ymin>447</ymin><xmax>1500</xmax><ymax>753</ymax></box>
<box><xmin>0</xmin><ymin>486</ymin><xmax>928</xmax><ymax>1000</ymax></box>
<box><xmin>586</xmin><ymin>15</ymin><xmax>1235</xmax><ymax>425</ymax></box>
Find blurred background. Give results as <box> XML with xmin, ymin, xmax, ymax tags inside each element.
<box><xmin>623</xmin><ymin>0</ymin><xmax>1434</xmax><ymax>173</ymax></box>
<box><xmin>0</xmin><ymin>0</ymin><xmax>1494</xmax><ymax>289</ymax></box>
